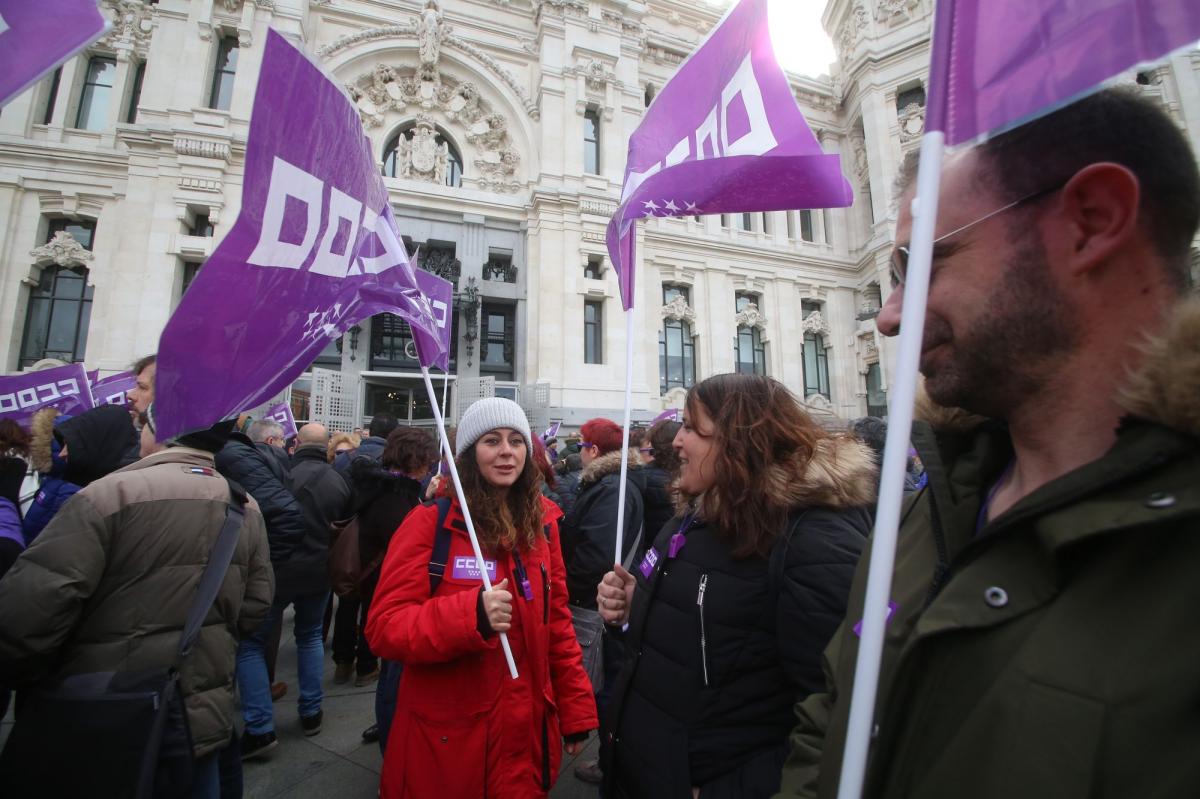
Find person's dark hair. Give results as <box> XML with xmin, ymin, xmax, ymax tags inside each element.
<box><xmin>977</xmin><ymin>87</ymin><xmax>1199</xmax><ymax>289</ymax></box>
<box><xmin>848</xmin><ymin>417</ymin><xmax>888</xmax><ymax>465</ymax></box>
<box><xmin>579</xmin><ymin>418</ymin><xmax>624</xmax><ymax>456</ymax></box>
<box><xmin>531</xmin><ymin>436</ymin><xmax>557</xmax><ymax>490</ymax></box>
<box><xmin>457</xmin><ymin>439</ymin><xmax>544</xmax><ymax>554</ymax></box>
<box><xmin>383</xmin><ymin>427</ymin><xmax>438</xmax><ymax>475</ymax></box>
<box><xmin>683</xmin><ymin>373</ymin><xmax>830</xmax><ymax>558</ymax></box>
<box><xmin>0</xmin><ymin>419</ymin><xmax>31</xmax><ymax>457</ymax></box>
<box><xmin>627</xmin><ymin>426</ymin><xmax>646</xmax><ymax>449</ymax></box>
<box><xmin>368</xmin><ymin>412</ymin><xmax>400</xmax><ymax>439</ymax></box>
<box><xmin>131</xmin><ymin>353</ymin><xmax>156</xmax><ymax>376</ymax></box>
<box><xmin>646</xmin><ymin>419</ymin><xmax>681</xmax><ymax>474</ymax></box>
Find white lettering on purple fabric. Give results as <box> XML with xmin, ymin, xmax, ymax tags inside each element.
<box><xmin>249</xmin><ymin>156</ymin><xmax>324</xmax><ymax>270</ymax></box>
<box><xmin>450</xmin><ymin>555</ymin><xmax>498</xmax><ymax>582</ymax></box>
<box><xmin>0</xmin><ymin>13</ymin><xmax>10</xmax><ymax>36</ymax></box>
<box><xmin>357</xmin><ymin>207</ymin><xmax>408</xmax><ymax>275</ymax></box>
<box><xmin>0</xmin><ymin>377</ymin><xmax>82</xmax><ymax>413</ymax></box>
<box><xmin>309</xmin><ymin>187</ymin><xmax>363</xmax><ymax>278</ymax></box>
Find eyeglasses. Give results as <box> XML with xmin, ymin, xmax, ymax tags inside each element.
<box><xmin>638</xmin><ymin>447</ymin><xmax>654</xmax><ymax>454</ymax></box>
<box><xmin>890</xmin><ymin>183</ymin><xmax>1064</xmax><ymax>288</ymax></box>
<box><xmin>579</xmin><ymin>441</ymin><xmax>594</xmax><ymax>450</ymax></box>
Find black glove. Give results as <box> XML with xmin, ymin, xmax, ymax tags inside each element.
<box><xmin>0</xmin><ymin>457</ymin><xmax>27</xmax><ymax>508</ymax></box>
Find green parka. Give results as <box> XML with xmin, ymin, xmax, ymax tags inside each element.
<box><xmin>0</xmin><ymin>446</ymin><xmax>274</xmax><ymax>757</ymax></box>
<box><xmin>776</xmin><ymin>298</ymin><xmax>1200</xmax><ymax>799</ymax></box>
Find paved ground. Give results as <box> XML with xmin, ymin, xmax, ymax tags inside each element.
<box><xmin>1</xmin><ymin>607</ymin><xmax>601</xmax><ymax>799</ymax></box>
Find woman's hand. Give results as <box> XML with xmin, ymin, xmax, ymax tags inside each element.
<box><xmin>564</xmin><ymin>739</ymin><xmax>585</xmax><ymax>756</ymax></box>
<box><xmin>481</xmin><ymin>578</ymin><xmax>513</xmax><ymax>633</ymax></box>
<box><xmin>597</xmin><ymin>564</ymin><xmax>636</xmax><ymax>625</ymax></box>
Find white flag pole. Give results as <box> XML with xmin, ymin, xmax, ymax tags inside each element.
<box><xmin>420</xmin><ymin>365</ymin><xmax>519</xmax><ymax>680</ymax></box>
<box><xmin>441</xmin><ymin>369</ymin><xmax>450</xmax><ymax>421</ymax></box>
<box><xmin>613</xmin><ymin>309</ymin><xmax>636</xmax><ymax>566</ymax></box>
<box><xmin>836</xmin><ymin>131</ymin><xmax>944</xmax><ymax>799</ymax></box>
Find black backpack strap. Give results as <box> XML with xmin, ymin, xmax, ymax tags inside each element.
<box><xmin>428</xmin><ymin>497</ymin><xmax>454</xmax><ymax>595</ymax></box>
<box><xmin>178</xmin><ymin>479</ymin><xmax>247</xmax><ymax>661</ymax></box>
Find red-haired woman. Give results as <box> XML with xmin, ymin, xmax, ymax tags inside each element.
<box><xmin>597</xmin><ymin>374</ymin><xmax>876</xmax><ymax>798</ymax></box>
<box><xmin>365</xmin><ymin>398</ymin><xmax>597</xmax><ymax>799</ymax></box>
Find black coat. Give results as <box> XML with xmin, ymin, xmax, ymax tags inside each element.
<box><xmin>559</xmin><ymin>450</ymin><xmax>644</xmax><ymax>608</ymax></box>
<box><xmin>607</xmin><ymin>506</ymin><xmax>870</xmax><ymax>798</ymax></box>
<box><xmin>348</xmin><ymin>458</ymin><xmax>423</xmax><ymax>600</ymax></box>
<box><xmin>215</xmin><ymin>433</ymin><xmax>305</xmax><ymax>566</ymax></box>
<box><xmin>284</xmin><ymin>445</ymin><xmax>351</xmax><ymax>596</ymax></box>
<box><xmin>628</xmin><ymin>465</ymin><xmax>674</xmax><ymax>560</ymax></box>
<box><xmin>56</xmin><ymin>404</ymin><xmax>137</xmax><ymax>487</ymax></box>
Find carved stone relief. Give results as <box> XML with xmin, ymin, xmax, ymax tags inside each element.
<box><xmin>31</xmin><ymin>232</ymin><xmax>95</xmax><ymax>269</ymax></box>
<box><xmin>875</xmin><ymin>0</ymin><xmax>920</xmax><ymax>24</ymax></box>
<box><xmin>801</xmin><ymin>311</ymin><xmax>832</xmax><ymax>338</ymax></box>
<box><xmin>734</xmin><ymin>302</ymin><xmax>767</xmax><ymax>331</ymax></box>
<box><xmin>393</xmin><ymin>114</ymin><xmax>451</xmax><ymax>183</ymax></box>
<box><xmin>661</xmin><ymin>294</ymin><xmax>697</xmax><ymax>326</ymax></box>
<box><xmin>99</xmin><ymin>0</ymin><xmax>155</xmax><ymax>58</ymax></box>
<box><xmin>835</xmin><ymin>2</ymin><xmax>869</xmax><ymax>64</ymax></box>
<box><xmin>897</xmin><ymin>102</ymin><xmax>925</xmax><ymax>142</ymax></box>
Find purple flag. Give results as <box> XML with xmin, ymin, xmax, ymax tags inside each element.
<box><xmin>542</xmin><ymin>421</ymin><xmax>561</xmax><ymax>441</ymax></box>
<box><xmin>927</xmin><ymin>0</ymin><xmax>1200</xmax><ymax>145</ymax></box>
<box><xmin>91</xmin><ymin>371</ymin><xmax>137</xmax><ymax>408</ymax></box>
<box><xmin>0</xmin><ymin>0</ymin><xmax>109</xmax><ymax>108</ymax></box>
<box><xmin>265</xmin><ymin>401</ymin><xmax>299</xmax><ymax>439</ymax></box>
<box><xmin>651</xmin><ymin>408</ymin><xmax>680</xmax><ymax>424</ymax></box>
<box><xmin>412</xmin><ymin>269</ymin><xmax>454</xmax><ymax>373</ymax></box>
<box><xmin>155</xmin><ymin>30</ymin><xmax>445</xmax><ymax>440</ymax></box>
<box><xmin>606</xmin><ymin>0</ymin><xmax>852</xmax><ymax>310</ymax></box>
<box><xmin>0</xmin><ymin>364</ymin><xmax>95</xmax><ymax>428</ymax></box>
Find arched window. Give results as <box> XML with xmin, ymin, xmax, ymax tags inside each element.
<box><xmin>21</xmin><ymin>220</ymin><xmax>96</xmax><ymax>368</ymax></box>
<box><xmin>382</xmin><ymin>123</ymin><xmax>463</xmax><ymax>187</ymax></box>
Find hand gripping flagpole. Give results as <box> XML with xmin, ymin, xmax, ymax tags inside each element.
<box><xmin>420</xmin><ymin>365</ymin><xmax>519</xmax><ymax>680</ymax></box>
<box><xmin>613</xmin><ymin>309</ymin><xmax>636</xmax><ymax>566</ymax></box>
<box><xmin>836</xmin><ymin>131</ymin><xmax>944</xmax><ymax>799</ymax></box>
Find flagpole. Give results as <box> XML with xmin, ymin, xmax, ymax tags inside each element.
<box><xmin>836</xmin><ymin>131</ymin><xmax>944</xmax><ymax>799</ymax></box>
<box><xmin>441</xmin><ymin>369</ymin><xmax>450</xmax><ymax>421</ymax></box>
<box><xmin>420</xmin><ymin>365</ymin><xmax>519</xmax><ymax>680</ymax></box>
<box><xmin>613</xmin><ymin>309</ymin><xmax>635</xmax><ymax>566</ymax></box>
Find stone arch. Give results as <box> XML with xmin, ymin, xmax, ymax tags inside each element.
<box><xmin>382</xmin><ymin>117</ymin><xmax>464</xmax><ymax>187</ymax></box>
<box><xmin>323</xmin><ymin>43</ymin><xmax>537</xmax><ymax>194</ymax></box>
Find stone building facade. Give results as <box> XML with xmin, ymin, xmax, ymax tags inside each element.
<box><xmin>1</xmin><ymin>0</ymin><xmax>1197</xmax><ymax>428</ymax></box>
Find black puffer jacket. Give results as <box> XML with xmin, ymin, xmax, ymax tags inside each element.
<box><xmin>215</xmin><ymin>433</ymin><xmax>305</xmax><ymax>565</ymax></box>
<box><xmin>56</xmin><ymin>404</ymin><xmax>137</xmax><ymax>487</ymax></box>
<box><xmin>348</xmin><ymin>457</ymin><xmax>423</xmax><ymax>600</ymax></box>
<box><xmin>627</xmin><ymin>464</ymin><xmax>674</xmax><ymax>561</ymax></box>
<box><xmin>284</xmin><ymin>445</ymin><xmax>351</xmax><ymax>597</ymax></box>
<box><xmin>560</xmin><ymin>450</ymin><xmax>644</xmax><ymax>608</ymax></box>
<box><xmin>606</xmin><ymin>437</ymin><xmax>876</xmax><ymax>799</ymax></box>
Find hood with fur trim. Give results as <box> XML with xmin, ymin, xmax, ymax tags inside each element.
<box><xmin>915</xmin><ymin>297</ymin><xmax>1200</xmax><ymax>437</ymax></box>
<box><xmin>678</xmin><ymin>434</ymin><xmax>879</xmax><ymax>517</ymax></box>
<box><xmin>29</xmin><ymin>407</ymin><xmax>63</xmax><ymax>476</ymax></box>
<box><xmin>578</xmin><ymin>448</ymin><xmax>641</xmax><ymax>489</ymax></box>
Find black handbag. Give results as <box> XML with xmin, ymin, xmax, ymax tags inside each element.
<box><xmin>0</xmin><ymin>482</ymin><xmax>247</xmax><ymax>799</ymax></box>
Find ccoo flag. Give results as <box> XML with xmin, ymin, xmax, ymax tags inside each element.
<box><xmin>926</xmin><ymin>0</ymin><xmax>1200</xmax><ymax>145</ymax></box>
<box><xmin>606</xmin><ymin>0</ymin><xmax>853</xmax><ymax>310</ymax></box>
<box><xmin>0</xmin><ymin>0</ymin><xmax>109</xmax><ymax>108</ymax></box>
<box><xmin>156</xmin><ymin>30</ymin><xmax>446</xmax><ymax>440</ymax></box>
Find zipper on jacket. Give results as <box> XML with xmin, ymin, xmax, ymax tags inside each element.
<box><xmin>540</xmin><ymin>563</ymin><xmax>549</xmax><ymax>624</ymax></box>
<box><xmin>697</xmin><ymin>573</ymin><xmax>710</xmax><ymax>687</ymax></box>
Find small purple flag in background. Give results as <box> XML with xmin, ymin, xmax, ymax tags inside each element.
<box><xmin>0</xmin><ymin>0</ymin><xmax>109</xmax><ymax>108</ymax></box>
<box><xmin>265</xmin><ymin>401</ymin><xmax>299</xmax><ymax>439</ymax></box>
<box><xmin>652</xmin><ymin>408</ymin><xmax>680</xmax><ymax>424</ymax></box>
<box><xmin>606</xmin><ymin>0</ymin><xmax>852</xmax><ymax>310</ymax></box>
<box><xmin>0</xmin><ymin>364</ymin><xmax>95</xmax><ymax>428</ymax></box>
<box><xmin>156</xmin><ymin>30</ymin><xmax>445</xmax><ymax>440</ymax></box>
<box><xmin>926</xmin><ymin>0</ymin><xmax>1200</xmax><ymax>145</ymax></box>
<box><xmin>411</xmin><ymin>268</ymin><xmax>453</xmax><ymax>373</ymax></box>
<box><xmin>91</xmin><ymin>371</ymin><xmax>137</xmax><ymax>408</ymax></box>
<box><xmin>541</xmin><ymin>421</ymin><xmax>561</xmax><ymax>441</ymax></box>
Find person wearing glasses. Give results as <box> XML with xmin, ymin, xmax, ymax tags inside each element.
<box><xmin>596</xmin><ymin>374</ymin><xmax>873</xmax><ymax>798</ymax></box>
<box><xmin>775</xmin><ymin>88</ymin><xmax>1200</xmax><ymax>798</ymax></box>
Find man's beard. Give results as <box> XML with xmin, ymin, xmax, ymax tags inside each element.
<box><xmin>922</xmin><ymin>231</ymin><xmax>1078</xmax><ymax>418</ymax></box>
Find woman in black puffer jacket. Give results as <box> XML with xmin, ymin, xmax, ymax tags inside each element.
<box><xmin>598</xmin><ymin>374</ymin><xmax>875</xmax><ymax>798</ymax></box>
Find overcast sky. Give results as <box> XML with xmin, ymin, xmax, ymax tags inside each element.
<box><xmin>704</xmin><ymin>0</ymin><xmax>837</xmax><ymax>79</ymax></box>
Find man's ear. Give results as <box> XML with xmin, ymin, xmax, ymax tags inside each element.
<box><xmin>1057</xmin><ymin>162</ymin><xmax>1140</xmax><ymax>276</ymax></box>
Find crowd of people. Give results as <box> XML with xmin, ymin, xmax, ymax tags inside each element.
<box><xmin>0</xmin><ymin>87</ymin><xmax>1197</xmax><ymax>799</ymax></box>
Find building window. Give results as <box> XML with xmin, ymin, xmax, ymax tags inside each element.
<box><xmin>209</xmin><ymin>36</ymin><xmax>239</xmax><ymax>111</ymax></box>
<box><xmin>189</xmin><ymin>213</ymin><xmax>214</xmax><ymax>237</ymax></box>
<box><xmin>659</xmin><ymin>285</ymin><xmax>696</xmax><ymax>394</ymax></box>
<box><xmin>801</xmin><ymin>300</ymin><xmax>831</xmax><ymax>399</ymax></box>
<box><xmin>584</xmin><ymin>255</ymin><xmax>604</xmax><ymax>279</ymax></box>
<box><xmin>483</xmin><ymin>251</ymin><xmax>516</xmax><ymax>283</ymax></box>
<box><xmin>583</xmin><ymin>108</ymin><xmax>600</xmax><ymax>174</ymax></box>
<box><xmin>20</xmin><ymin>221</ymin><xmax>97</xmax><ymax>368</ymax></box>
<box><xmin>41</xmin><ymin>67</ymin><xmax>62</xmax><ymax>125</ymax></box>
<box><xmin>125</xmin><ymin>61</ymin><xmax>146</xmax><ymax>124</ymax></box>
<box><xmin>896</xmin><ymin>84</ymin><xmax>926</xmax><ymax>110</ymax></box>
<box><xmin>866</xmin><ymin>362</ymin><xmax>887</xmax><ymax>417</ymax></box>
<box><xmin>761</xmin><ymin>213</ymin><xmax>772</xmax><ymax>235</ymax></box>
<box><xmin>382</xmin><ymin>126</ymin><xmax>463</xmax><ymax>187</ymax></box>
<box><xmin>75</xmin><ymin>56</ymin><xmax>117</xmax><ymax>130</ymax></box>
<box><xmin>734</xmin><ymin>293</ymin><xmax>766</xmax><ymax>375</ymax></box>
<box><xmin>181</xmin><ymin>261</ymin><xmax>203</xmax><ymax>297</ymax></box>
<box><xmin>584</xmin><ymin>300</ymin><xmax>603</xmax><ymax>364</ymax></box>
<box><xmin>480</xmin><ymin>303</ymin><xmax>515</xmax><ymax>380</ymax></box>
<box><xmin>799</xmin><ymin>209</ymin><xmax>815</xmax><ymax>242</ymax></box>
<box><xmin>720</xmin><ymin>215</ymin><xmax>730</xmax><ymax>228</ymax></box>
<box><xmin>739</xmin><ymin>213</ymin><xmax>753</xmax><ymax>232</ymax></box>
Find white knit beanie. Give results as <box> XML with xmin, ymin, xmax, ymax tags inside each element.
<box><xmin>455</xmin><ymin>397</ymin><xmax>532</xmax><ymax>457</ymax></box>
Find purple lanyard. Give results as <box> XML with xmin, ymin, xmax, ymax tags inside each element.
<box><xmin>667</xmin><ymin>513</ymin><xmax>698</xmax><ymax>560</ymax></box>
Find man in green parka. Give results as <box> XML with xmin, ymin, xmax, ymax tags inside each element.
<box><xmin>776</xmin><ymin>87</ymin><xmax>1200</xmax><ymax>799</ymax></box>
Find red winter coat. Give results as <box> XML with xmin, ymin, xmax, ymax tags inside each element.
<box><xmin>365</xmin><ymin>496</ymin><xmax>598</xmax><ymax>799</ymax></box>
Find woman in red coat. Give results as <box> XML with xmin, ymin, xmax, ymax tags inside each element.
<box><xmin>366</xmin><ymin>398</ymin><xmax>598</xmax><ymax>798</ymax></box>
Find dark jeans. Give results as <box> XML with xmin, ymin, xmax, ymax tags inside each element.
<box><xmin>331</xmin><ymin>595</ymin><xmax>376</xmax><ymax>674</ymax></box>
<box><xmin>374</xmin><ymin>659</ymin><xmax>404</xmax><ymax>754</ymax></box>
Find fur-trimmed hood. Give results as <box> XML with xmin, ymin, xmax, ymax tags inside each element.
<box><xmin>917</xmin><ymin>296</ymin><xmax>1200</xmax><ymax>437</ymax></box>
<box><xmin>578</xmin><ymin>448</ymin><xmax>641</xmax><ymax>489</ymax></box>
<box><xmin>678</xmin><ymin>434</ymin><xmax>879</xmax><ymax>517</ymax></box>
<box><xmin>29</xmin><ymin>407</ymin><xmax>63</xmax><ymax>475</ymax></box>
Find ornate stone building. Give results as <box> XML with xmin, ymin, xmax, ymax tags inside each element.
<box><xmin>1</xmin><ymin>0</ymin><xmax>1197</xmax><ymax>428</ymax></box>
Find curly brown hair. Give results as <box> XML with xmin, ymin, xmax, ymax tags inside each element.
<box><xmin>646</xmin><ymin>419</ymin><xmax>681</xmax><ymax>475</ymax></box>
<box><xmin>456</xmin><ymin>440</ymin><xmax>545</xmax><ymax>554</ymax></box>
<box><xmin>683</xmin><ymin>373</ymin><xmax>826</xmax><ymax>558</ymax></box>
<box><xmin>383</xmin><ymin>427</ymin><xmax>438</xmax><ymax>475</ymax></box>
